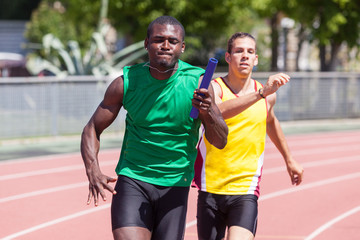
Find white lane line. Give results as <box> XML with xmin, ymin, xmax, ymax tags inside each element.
<box><xmin>265</xmin><ymin>143</ymin><xmax>359</xmax><ymax>159</ymax></box>
<box><xmin>1</xmin><ymin>155</ymin><xmax>359</xmax><ymax>202</ymax></box>
<box><xmin>260</xmin><ymin>172</ymin><xmax>360</xmax><ymax>201</ymax></box>
<box><xmin>1</xmin><ymin>204</ymin><xmax>111</xmax><ymax>240</ymax></box>
<box><xmin>0</xmin><ymin>152</ymin><xmax>81</xmax><ymax>165</ymax></box>
<box><xmin>0</xmin><ymin>160</ymin><xmax>117</xmax><ymax>181</ymax></box>
<box><xmin>1</xmin><ymin>130</ymin><xmax>358</xmax><ymax>167</ymax></box>
<box><xmin>304</xmin><ymin>205</ymin><xmax>360</xmax><ymax>240</ymax></box>
<box><xmin>1</xmin><ymin>138</ymin><xmax>358</xmax><ymax>181</ymax></box>
<box><xmin>3</xmin><ymin>172</ymin><xmax>360</xmax><ymax>239</ymax></box>
<box><xmin>0</xmin><ymin>165</ymin><xmax>85</xmax><ymax>181</ymax></box>
<box><xmin>0</xmin><ymin>182</ymin><xmax>88</xmax><ymax>203</ymax></box>
<box><xmin>263</xmin><ymin>155</ymin><xmax>360</xmax><ymax>174</ymax></box>
<box><xmin>2</xmin><ymin>147</ymin><xmax>358</xmax><ymax>181</ymax></box>
<box><xmin>288</xmin><ymin>133</ymin><xmax>360</xmax><ymax>145</ymax></box>
<box><xmin>183</xmin><ymin>172</ymin><xmax>360</xmax><ymax>231</ymax></box>
<box><xmin>0</xmin><ymin>148</ymin><xmax>119</xmax><ymax>166</ymax></box>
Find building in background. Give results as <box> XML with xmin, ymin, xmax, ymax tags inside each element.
<box><xmin>0</xmin><ymin>21</ymin><xmax>30</xmax><ymax>77</ymax></box>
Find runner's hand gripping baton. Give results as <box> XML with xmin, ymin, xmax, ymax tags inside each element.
<box><xmin>190</xmin><ymin>58</ymin><xmax>218</xmax><ymax>119</ymax></box>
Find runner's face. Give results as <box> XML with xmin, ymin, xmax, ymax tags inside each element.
<box><xmin>145</xmin><ymin>24</ymin><xmax>185</xmax><ymax>70</ymax></box>
<box><xmin>226</xmin><ymin>37</ymin><xmax>258</xmax><ymax>76</ymax></box>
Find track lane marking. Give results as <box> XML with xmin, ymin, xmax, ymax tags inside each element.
<box><xmin>304</xmin><ymin>205</ymin><xmax>360</xmax><ymax>240</ymax></box>
<box><xmin>0</xmin><ymin>182</ymin><xmax>88</xmax><ymax>203</ymax></box>
<box><xmin>260</xmin><ymin>172</ymin><xmax>360</xmax><ymax>201</ymax></box>
<box><xmin>1</xmin><ymin>147</ymin><xmax>359</xmax><ymax>181</ymax></box>
<box><xmin>180</xmin><ymin>172</ymin><xmax>360</xmax><ymax>235</ymax></box>
<box><xmin>0</xmin><ymin>160</ymin><xmax>117</xmax><ymax>181</ymax></box>
<box><xmin>1</xmin><ymin>204</ymin><xmax>111</xmax><ymax>240</ymax></box>
<box><xmin>263</xmin><ymin>155</ymin><xmax>359</xmax><ymax>174</ymax></box>
<box><xmin>1</xmin><ymin>130</ymin><xmax>359</xmax><ymax>239</ymax></box>
<box><xmin>264</xmin><ymin>143</ymin><xmax>359</xmax><ymax>159</ymax></box>
<box><xmin>0</xmin><ymin>148</ymin><xmax>119</xmax><ymax>166</ymax></box>
<box><xmin>1</xmin><ymin>131</ymin><xmax>359</xmax><ymax>167</ymax></box>
<box><xmin>1</xmin><ymin>155</ymin><xmax>359</xmax><ymax>202</ymax></box>
<box><xmin>3</xmin><ymin>170</ymin><xmax>360</xmax><ymax>239</ymax></box>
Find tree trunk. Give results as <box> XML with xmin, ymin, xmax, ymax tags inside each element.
<box><xmin>319</xmin><ymin>44</ymin><xmax>327</xmax><ymax>71</ymax></box>
<box><xmin>296</xmin><ymin>25</ymin><xmax>306</xmax><ymax>71</ymax></box>
<box><xmin>328</xmin><ymin>41</ymin><xmax>341</xmax><ymax>71</ymax></box>
<box><xmin>319</xmin><ymin>42</ymin><xmax>341</xmax><ymax>71</ymax></box>
<box><xmin>270</xmin><ymin>12</ymin><xmax>279</xmax><ymax>71</ymax></box>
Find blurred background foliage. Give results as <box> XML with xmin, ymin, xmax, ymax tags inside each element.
<box><xmin>1</xmin><ymin>0</ymin><xmax>359</xmax><ymax>73</ymax></box>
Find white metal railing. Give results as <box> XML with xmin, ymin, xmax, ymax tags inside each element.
<box><xmin>1</xmin><ymin>72</ymin><xmax>359</xmax><ymax>139</ymax></box>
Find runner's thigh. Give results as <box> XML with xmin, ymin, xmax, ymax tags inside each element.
<box><xmin>227</xmin><ymin>194</ymin><xmax>258</xmax><ymax>236</ymax></box>
<box><xmin>151</xmin><ymin>186</ymin><xmax>190</xmax><ymax>240</ymax></box>
<box><xmin>196</xmin><ymin>191</ymin><xmax>226</xmax><ymax>240</ymax></box>
<box><xmin>111</xmin><ymin>175</ymin><xmax>154</xmax><ymax>231</ymax></box>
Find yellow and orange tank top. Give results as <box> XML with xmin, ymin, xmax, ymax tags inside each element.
<box><xmin>193</xmin><ymin>77</ymin><xmax>267</xmax><ymax>196</ymax></box>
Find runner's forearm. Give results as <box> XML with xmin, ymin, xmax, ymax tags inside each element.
<box><xmin>202</xmin><ymin>106</ymin><xmax>228</xmax><ymax>149</ymax></box>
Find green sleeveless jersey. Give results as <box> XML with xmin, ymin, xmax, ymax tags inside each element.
<box><xmin>115</xmin><ymin>60</ymin><xmax>205</xmax><ymax>187</ymax></box>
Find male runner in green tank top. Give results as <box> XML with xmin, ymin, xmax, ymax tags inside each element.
<box><xmin>81</xmin><ymin>16</ymin><xmax>228</xmax><ymax>240</ymax></box>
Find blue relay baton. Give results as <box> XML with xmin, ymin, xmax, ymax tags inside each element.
<box><xmin>190</xmin><ymin>58</ymin><xmax>218</xmax><ymax>119</ymax></box>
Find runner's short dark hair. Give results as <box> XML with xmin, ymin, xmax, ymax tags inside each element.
<box><xmin>227</xmin><ymin>32</ymin><xmax>256</xmax><ymax>53</ymax></box>
<box><xmin>147</xmin><ymin>16</ymin><xmax>185</xmax><ymax>41</ymax></box>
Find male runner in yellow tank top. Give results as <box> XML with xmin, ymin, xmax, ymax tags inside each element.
<box><xmin>193</xmin><ymin>32</ymin><xmax>304</xmax><ymax>240</ymax></box>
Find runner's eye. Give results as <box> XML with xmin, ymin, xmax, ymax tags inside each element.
<box><xmin>169</xmin><ymin>39</ymin><xmax>179</xmax><ymax>45</ymax></box>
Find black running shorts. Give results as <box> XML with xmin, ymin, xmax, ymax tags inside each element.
<box><xmin>197</xmin><ymin>191</ymin><xmax>258</xmax><ymax>240</ymax></box>
<box><xmin>111</xmin><ymin>175</ymin><xmax>190</xmax><ymax>240</ymax></box>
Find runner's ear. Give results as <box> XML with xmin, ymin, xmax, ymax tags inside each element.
<box><xmin>225</xmin><ymin>52</ymin><xmax>231</xmax><ymax>64</ymax></box>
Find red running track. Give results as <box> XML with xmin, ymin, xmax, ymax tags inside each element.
<box><xmin>0</xmin><ymin>130</ymin><xmax>359</xmax><ymax>240</ymax></box>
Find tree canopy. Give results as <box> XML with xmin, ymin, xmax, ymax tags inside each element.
<box><xmin>20</xmin><ymin>0</ymin><xmax>360</xmax><ymax>71</ymax></box>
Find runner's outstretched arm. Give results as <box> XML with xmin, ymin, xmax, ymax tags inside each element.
<box><xmin>81</xmin><ymin>76</ymin><xmax>123</xmax><ymax>206</ymax></box>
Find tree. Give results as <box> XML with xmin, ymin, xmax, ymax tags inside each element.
<box><xmin>252</xmin><ymin>0</ymin><xmax>360</xmax><ymax>71</ymax></box>
<box><xmin>19</xmin><ymin>0</ymin><xmax>360</xmax><ymax>71</ymax></box>
<box><xmin>251</xmin><ymin>0</ymin><xmax>297</xmax><ymax>71</ymax></box>
<box><xmin>25</xmin><ymin>0</ymin><xmax>146</xmax><ymax>77</ymax></box>
<box><xmin>24</xmin><ymin>0</ymin><xmax>265</xmax><ymax>67</ymax></box>
<box><xmin>267</xmin><ymin>0</ymin><xmax>360</xmax><ymax>71</ymax></box>
<box><xmin>106</xmin><ymin>0</ymin><xmax>263</xmax><ymax>65</ymax></box>
<box><xmin>24</xmin><ymin>0</ymin><xmax>99</xmax><ymax>51</ymax></box>
<box><xmin>304</xmin><ymin>0</ymin><xmax>360</xmax><ymax>71</ymax></box>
